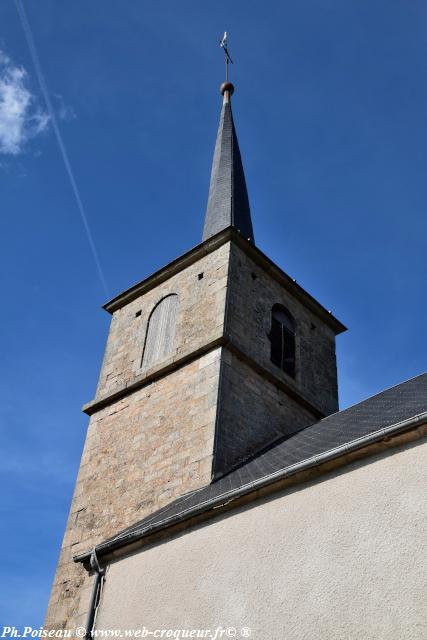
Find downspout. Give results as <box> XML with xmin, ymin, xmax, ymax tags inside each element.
<box><xmin>85</xmin><ymin>549</ymin><xmax>104</xmax><ymax>639</ymax></box>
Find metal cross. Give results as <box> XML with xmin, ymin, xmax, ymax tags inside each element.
<box><xmin>220</xmin><ymin>32</ymin><xmax>233</xmax><ymax>82</ymax></box>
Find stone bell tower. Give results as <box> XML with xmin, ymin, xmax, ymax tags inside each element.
<box><xmin>45</xmin><ymin>80</ymin><xmax>345</xmax><ymax>629</ymax></box>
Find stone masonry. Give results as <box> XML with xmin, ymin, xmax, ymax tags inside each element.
<box><xmin>226</xmin><ymin>242</ymin><xmax>339</xmax><ymax>416</ymax></box>
<box><xmin>212</xmin><ymin>240</ymin><xmax>341</xmax><ymax>477</ymax></box>
<box><xmin>45</xmin><ymin>242</ymin><xmax>229</xmax><ymax>629</ymax></box>
<box><xmin>45</xmin><ymin>230</ymin><xmax>345</xmax><ymax>630</ymax></box>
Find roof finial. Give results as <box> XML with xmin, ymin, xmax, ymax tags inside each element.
<box><xmin>220</xmin><ymin>32</ymin><xmax>234</xmax><ymax>102</ymax></box>
<box><xmin>220</xmin><ymin>32</ymin><xmax>233</xmax><ymax>81</ymax></box>
<box><xmin>202</xmin><ymin>33</ymin><xmax>254</xmax><ymax>245</ymax></box>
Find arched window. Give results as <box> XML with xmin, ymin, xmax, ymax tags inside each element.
<box><xmin>270</xmin><ymin>304</ymin><xmax>296</xmax><ymax>377</ymax></box>
<box><xmin>141</xmin><ymin>294</ymin><xmax>178</xmax><ymax>369</ymax></box>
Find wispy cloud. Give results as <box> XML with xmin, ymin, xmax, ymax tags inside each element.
<box><xmin>0</xmin><ymin>50</ymin><xmax>49</xmax><ymax>155</ymax></box>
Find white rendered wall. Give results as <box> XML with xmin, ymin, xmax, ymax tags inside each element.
<box><xmin>96</xmin><ymin>439</ymin><xmax>427</xmax><ymax>640</ymax></box>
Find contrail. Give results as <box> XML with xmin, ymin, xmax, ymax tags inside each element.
<box><xmin>14</xmin><ymin>0</ymin><xmax>109</xmax><ymax>298</ymax></box>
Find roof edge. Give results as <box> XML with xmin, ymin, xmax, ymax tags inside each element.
<box><xmin>74</xmin><ymin>409</ymin><xmax>427</xmax><ymax>567</ymax></box>
<box><xmin>103</xmin><ymin>229</ymin><xmax>233</xmax><ymax>313</ymax></box>
<box><xmin>103</xmin><ymin>227</ymin><xmax>346</xmax><ymax>334</ymax></box>
<box><xmin>231</xmin><ymin>231</ymin><xmax>347</xmax><ymax>334</ymax></box>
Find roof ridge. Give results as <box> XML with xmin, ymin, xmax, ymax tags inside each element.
<box><xmin>214</xmin><ymin>370</ymin><xmax>427</xmax><ymax>483</ymax></box>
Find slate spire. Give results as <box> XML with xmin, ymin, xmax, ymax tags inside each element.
<box><xmin>202</xmin><ymin>82</ymin><xmax>254</xmax><ymax>244</ymax></box>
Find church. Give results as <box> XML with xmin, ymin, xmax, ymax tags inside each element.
<box><xmin>45</xmin><ymin>74</ymin><xmax>427</xmax><ymax>639</ymax></box>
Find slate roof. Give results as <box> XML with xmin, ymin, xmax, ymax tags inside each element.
<box><xmin>202</xmin><ymin>91</ymin><xmax>254</xmax><ymax>244</ymax></box>
<box><xmin>76</xmin><ymin>372</ymin><xmax>427</xmax><ymax>562</ymax></box>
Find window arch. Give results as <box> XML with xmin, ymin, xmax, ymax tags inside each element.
<box><xmin>141</xmin><ymin>294</ymin><xmax>178</xmax><ymax>369</ymax></box>
<box><xmin>270</xmin><ymin>304</ymin><xmax>296</xmax><ymax>377</ymax></box>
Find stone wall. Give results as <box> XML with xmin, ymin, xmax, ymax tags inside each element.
<box><xmin>227</xmin><ymin>242</ymin><xmax>339</xmax><ymax>415</ymax></box>
<box><xmin>45</xmin><ymin>235</ymin><xmax>343</xmax><ymax>629</ymax></box>
<box><xmin>45</xmin><ymin>241</ymin><xmax>232</xmax><ymax>630</ymax></box>
<box><xmin>45</xmin><ymin>349</ymin><xmax>221</xmax><ymax>629</ymax></box>
<box><xmin>96</xmin><ymin>242</ymin><xmax>230</xmax><ymax>399</ymax></box>
<box><xmin>213</xmin><ymin>349</ymin><xmax>318</xmax><ymax>477</ymax></box>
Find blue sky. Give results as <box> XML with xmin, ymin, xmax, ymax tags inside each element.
<box><xmin>1</xmin><ymin>0</ymin><xmax>426</xmax><ymax>627</ymax></box>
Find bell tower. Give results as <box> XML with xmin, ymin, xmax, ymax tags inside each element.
<box><xmin>45</xmin><ymin>78</ymin><xmax>345</xmax><ymax>630</ymax></box>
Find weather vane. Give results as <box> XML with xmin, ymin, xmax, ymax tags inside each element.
<box><xmin>220</xmin><ymin>32</ymin><xmax>233</xmax><ymax>82</ymax></box>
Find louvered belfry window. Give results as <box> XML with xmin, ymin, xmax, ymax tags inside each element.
<box><xmin>270</xmin><ymin>304</ymin><xmax>296</xmax><ymax>377</ymax></box>
<box><xmin>142</xmin><ymin>294</ymin><xmax>178</xmax><ymax>369</ymax></box>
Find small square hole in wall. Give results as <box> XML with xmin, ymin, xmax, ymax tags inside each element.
<box><xmin>135</xmin><ymin>310</ymin><xmax>142</xmax><ymax>318</ymax></box>
<box><xmin>251</xmin><ymin>272</ymin><xmax>258</xmax><ymax>280</ymax></box>
<box><xmin>198</xmin><ymin>272</ymin><xmax>204</xmax><ymax>280</ymax></box>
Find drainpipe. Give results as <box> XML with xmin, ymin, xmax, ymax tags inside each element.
<box><xmin>85</xmin><ymin>548</ymin><xmax>104</xmax><ymax>640</ymax></box>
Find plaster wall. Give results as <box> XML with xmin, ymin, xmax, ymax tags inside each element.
<box><xmin>96</xmin><ymin>438</ymin><xmax>427</xmax><ymax>640</ymax></box>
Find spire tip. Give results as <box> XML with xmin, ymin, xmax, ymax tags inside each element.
<box><xmin>220</xmin><ymin>81</ymin><xmax>234</xmax><ymax>96</ymax></box>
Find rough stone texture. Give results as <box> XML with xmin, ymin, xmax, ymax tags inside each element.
<box><xmin>45</xmin><ymin>237</ymin><xmax>342</xmax><ymax>629</ymax></box>
<box><xmin>45</xmin><ymin>349</ymin><xmax>221</xmax><ymax>629</ymax></box>
<box><xmin>96</xmin><ymin>438</ymin><xmax>427</xmax><ymax>640</ymax></box>
<box><xmin>227</xmin><ymin>242</ymin><xmax>339</xmax><ymax>415</ymax></box>
<box><xmin>45</xmin><ymin>241</ymin><xmax>231</xmax><ymax>630</ymax></box>
<box><xmin>96</xmin><ymin>242</ymin><xmax>230</xmax><ymax>398</ymax></box>
<box><xmin>213</xmin><ymin>349</ymin><xmax>317</xmax><ymax>477</ymax></box>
